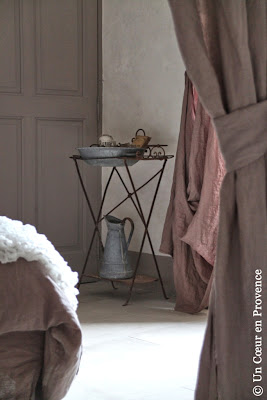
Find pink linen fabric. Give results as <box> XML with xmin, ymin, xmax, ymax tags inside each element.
<box><xmin>0</xmin><ymin>258</ymin><xmax>82</xmax><ymax>400</ymax></box>
<box><xmin>160</xmin><ymin>73</ymin><xmax>225</xmax><ymax>313</ymax></box>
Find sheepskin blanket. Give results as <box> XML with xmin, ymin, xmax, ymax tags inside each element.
<box><xmin>0</xmin><ymin>216</ymin><xmax>79</xmax><ymax>310</ymax></box>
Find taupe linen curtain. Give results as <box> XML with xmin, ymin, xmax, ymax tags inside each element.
<box><xmin>168</xmin><ymin>1</ymin><xmax>267</xmax><ymax>399</ymax></box>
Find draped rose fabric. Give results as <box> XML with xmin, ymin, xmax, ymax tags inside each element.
<box><xmin>168</xmin><ymin>1</ymin><xmax>267</xmax><ymax>399</ymax></box>
<box><xmin>160</xmin><ymin>73</ymin><xmax>225</xmax><ymax>313</ymax></box>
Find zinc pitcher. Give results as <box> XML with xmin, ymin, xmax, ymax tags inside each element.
<box><xmin>99</xmin><ymin>215</ymin><xmax>134</xmax><ymax>279</ymax></box>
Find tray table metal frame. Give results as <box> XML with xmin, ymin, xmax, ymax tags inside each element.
<box><xmin>70</xmin><ymin>145</ymin><xmax>173</xmax><ymax>306</ymax></box>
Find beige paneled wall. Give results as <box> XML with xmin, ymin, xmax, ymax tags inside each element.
<box><xmin>102</xmin><ymin>0</ymin><xmax>184</xmax><ymax>254</ymax></box>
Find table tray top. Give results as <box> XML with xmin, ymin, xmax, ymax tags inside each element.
<box><xmin>71</xmin><ymin>145</ymin><xmax>173</xmax><ymax>167</ymax></box>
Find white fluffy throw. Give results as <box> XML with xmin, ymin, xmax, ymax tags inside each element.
<box><xmin>0</xmin><ymin>216</ymin><xmax>79</xmax><ymax>310</ymax></box>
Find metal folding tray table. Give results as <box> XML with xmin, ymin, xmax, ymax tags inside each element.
<box><xmin>70</xmin><ymin>145</ymin><xmax>174</xmax><ymax>305</ymax></box>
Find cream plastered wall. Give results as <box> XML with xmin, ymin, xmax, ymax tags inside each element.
<box><xmin>102</xmin><ymin>0</ymin><xmax>185</xmax><ymax>255</ymax></box>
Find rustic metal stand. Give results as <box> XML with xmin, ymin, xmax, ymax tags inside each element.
<box><xmin>70</xmin><ymin>145</ymin><xmax>173</xmax><ymax>306</ymax></box>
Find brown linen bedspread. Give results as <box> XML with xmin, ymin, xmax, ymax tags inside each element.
<box><xmin>0</xmin><ymin>258</ymin><xmax>82</xmax><ymax>400</ymax></box>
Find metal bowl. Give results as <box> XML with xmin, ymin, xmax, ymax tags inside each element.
<box><xmin>81</xmin><ymin>158</ymin><xmax>140</xmax><ymax>167</ymax></box>
<box><xmin>77</xmin><ymin>146</ymin><xmax>146</xmax><ymax>159</ymax></box>
<box><xmin>77</xmin><ymin>146</ymin><xmax>146</xmax><ymax>167</ymax></box>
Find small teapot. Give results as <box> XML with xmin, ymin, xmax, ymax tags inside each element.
<box><xmin>132</xmin><ymin>129</ymin><xmax>151</xmax><ymax>148</ymax></box>
<box><xmin>98</xmin><ymin>134</ymin><xmax>116</xmax><ymax>147</ymax></box>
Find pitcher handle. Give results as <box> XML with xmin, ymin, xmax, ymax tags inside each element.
<box><xmin>122</xmin><ymin>217</ymin><xmax>134</xmax><ymax>250</ymax></box>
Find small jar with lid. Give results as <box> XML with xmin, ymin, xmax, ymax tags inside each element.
<box><xmin>98</xmin><ymin>134</ymin><xmax>116</xmax><ymax>147</ymax></box>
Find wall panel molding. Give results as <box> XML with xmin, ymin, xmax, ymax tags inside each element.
<box><xmin>36</xmin><ymin>117</ymin><xmax>84</xmax><ymax>252</ymax></box>
<box><xmin>0</xmin><ymin>0</ymin><xmax>22</xmax><ymax>94</ymax></box>
<box><xmin>0</xmin><ymin>117</ymin><xmax>22</xmax><ymax>219</ymax></box>
<box><xmin>35</xmin><ymin>0</ymin><xmax>83</xmax><ymax>96</ymax></box>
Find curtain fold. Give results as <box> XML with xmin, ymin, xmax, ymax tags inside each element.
<box><xmin>168</xmin><ymin>1</ymin><xmax>267</xmax><ymax>398</ymax></box>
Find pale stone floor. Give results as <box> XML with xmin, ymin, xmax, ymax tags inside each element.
<box><xmin>64</xmin><ymin>281</ymin><xmax>208</xmax><ymax>400</ymax></box>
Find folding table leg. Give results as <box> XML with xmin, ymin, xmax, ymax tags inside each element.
<box><xmin>115</xmin><ymin>165</ymin><xmax>168</xmax><ymax>300</ymax></box>
<box><xmin>74</xmin><ymin>160</ymin><xmax>116</xmax><ymax>288</ymax></box>
<box><xmin>122</xmin><ymin>160</ymin><xmax>168</xmax><ymax>305</ymax></box>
